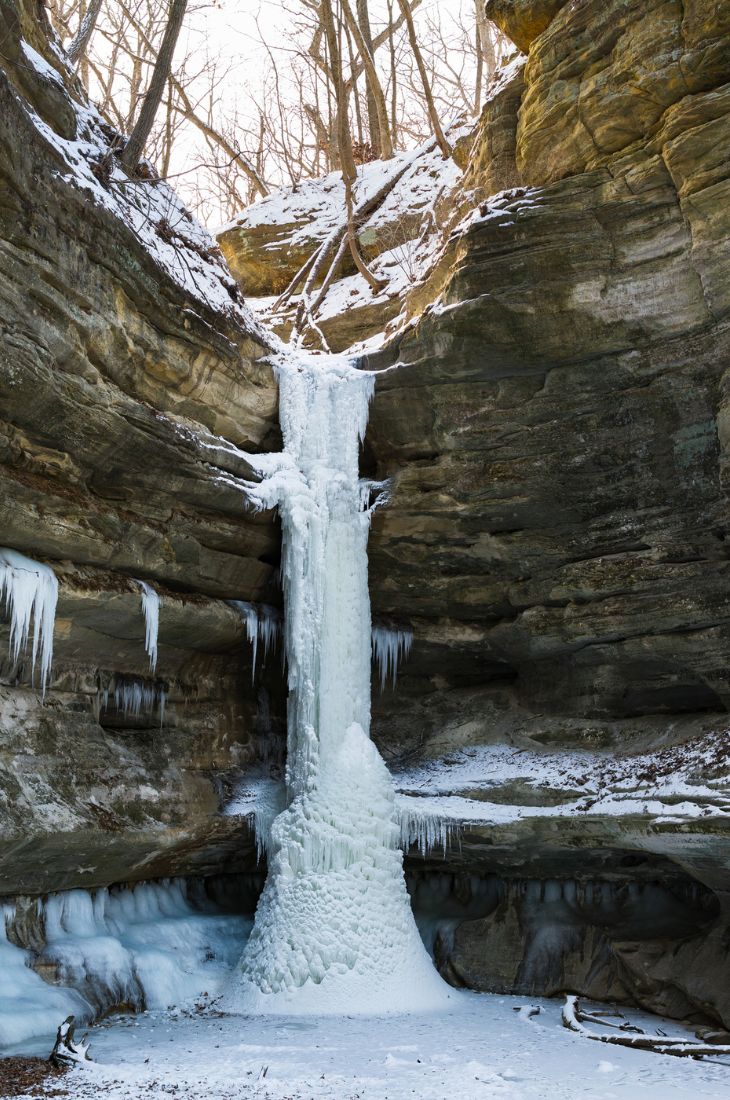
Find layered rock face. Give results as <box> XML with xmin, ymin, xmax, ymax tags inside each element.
<box><xmin>2</xmin><ymin>0</ymin><xmax>730</xmax><ymax>1033</ymax></box>
<box><xmin>364</xmin><ymin>0</ymin><xmax>730</xmax><ymax>1024</ymax></box>
<box><xmin>0</xmin><ymin>0</ymin><xmax>281</xmax><ymax>896</ymax></box>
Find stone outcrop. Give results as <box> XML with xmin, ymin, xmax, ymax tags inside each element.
<box><xmin>0</xmin><ymin>0</ymin><xmax>281</xmax><ymax>897</ymax></box>
<box><xmin>362</xmin><ymin>0</ymin><xmax>730</xmax><ymax>1024</ymax></box>
<box><xmin>216</xmin><ymin>140</ymin><xmax>464</xmax><ymax>351</ymax></box>
<box><xmin>485</xmin><ymin>0</ymin><xmax>569</xmax><ymax>55</ymax></box>
<box><xmin>2</xmin><ymin>0</ymin><xmax>730</xmax><ymax>1033</ymax></box>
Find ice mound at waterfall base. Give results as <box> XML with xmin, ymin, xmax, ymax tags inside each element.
<box><xmin>221</xmin><ymin>353</ymin><xmax>450</xmax><ymax>1015</ymax></box>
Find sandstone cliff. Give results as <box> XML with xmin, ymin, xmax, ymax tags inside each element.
<box><xmin>0</xmin><ymin>0</ymin><xmax>281</xmax><ymax>895</ymax></box>
<box><xmin>2</xmin><ymin>0</ymin><xmax>730</xmax><ymax>1031</ymax></box>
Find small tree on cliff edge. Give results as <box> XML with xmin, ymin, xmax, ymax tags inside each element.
<box><xmin>120</xmin><ymin>0</ymin><xmax>187</xmax><ymax>172</ymax></box>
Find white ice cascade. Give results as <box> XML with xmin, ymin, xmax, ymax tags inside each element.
<box><xmin>0</xmin><ymin>548</ymin><xmax>58</xmax><ymax>696</ymax></box>
<box><xmin>136</xmin><ymin>580</ymin><xmax>160</xmax><ymax>672</ymax></box>
<box><xmin>222</xmin><ymin>355</ymin><xmax>450</xmax><ymax>1015</ymax></box>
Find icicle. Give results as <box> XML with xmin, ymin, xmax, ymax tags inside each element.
<box><xmin>0</xmin><ymin>548</ymin><xmax>58</xmax><ymax>696</ymax></box>
<box><xmin>136</xmin><ymin>580</ymin><xmax>160</xmax><ymax>672</ymax></box>
<box><xmin>230</xmin><ymin>600</ymin><xmax>281</xmax><ymax>682</ymax></box>
<box><xmin>372</xmin><ymin>625</ymin><xmax>413</xmax><ymax>690</ymax></box>
<box><xmin>396</xmin><ymin>803</ymin><xmax>456</xmax><ymax>857</ymax></box>
<box><xmin>102</xmin><ymin>675</ymin><xmax>167</xmax><ymax>725</ymax></box>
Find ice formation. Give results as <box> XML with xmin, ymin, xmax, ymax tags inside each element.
<box><xmin>230</xmin><ymin>600</ymin><xmax>281</xmax><ymax>681</ymax></box>
<box><xmin>0</xmin><ymin>908</ymin><xmax>86</xmax><ymax>1047</ymax></box>
<box><xmin>136</xmin><ymin>580</ymin><xmax>160</xmax><ymax>672</ymax></box>
<box><xmin>372</xmin><ymin>625</ymin><xmax>413</xmax><ymax>690</ymax></box>
<box><xmin>98</xmin><ymin>675</ymin><xmax>167</xmax><ymax>725</ymax></box>
<box><xmin>0</xmin><ymin>880</ymin><xmax>250</xmax><ymax>1047</ymax></box>
<box><xmin>397</xmin><ymin>802</ymin><xmax>456</xmax><ymax>857</ymax></box>
<box><xmin>0</xmin><ymin>548</ymin><xmax>58</xmax><ymax>696</ymax></box>
<box><xmin>222</xmin><ymin>354</ymin><xmax>450</xmax><ymax>1014</ymax></box>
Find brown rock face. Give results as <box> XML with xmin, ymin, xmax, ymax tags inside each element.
<box><xmin>363</xmin><ymin>0</ymin><xmax>730</xmax><ymax>1024</ymax></box>
<box><xmin>2</xmin><ymin>0</ymin><xmax>730</xmax><ymax>1033</ymax></box>
<box><xmin>515</xmin><ymin>0</ymin><xmax>730</xmax><ymax>186</ymax></box>
<box><xmin>0</xmin><ymin>1</ymin><xmax>281</xmax><ymax>895</ymax></box>
<box><xmin>485</xmin><ymin>0</ymin><xmax>569</xmax><ymax>53</ymax></box>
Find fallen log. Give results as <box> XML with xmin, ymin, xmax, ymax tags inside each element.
<box><xmin>561</xmin><ymin>996</ymin><xmax>730</xmax><ymax>1060</ymax></box>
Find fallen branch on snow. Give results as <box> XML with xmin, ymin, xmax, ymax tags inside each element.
<box><xmin>49</xmin><ymin>1015</ymin><xmax>93</xmax><ymax>1068</ymax></box>
<box><xmin>561</xmin><ymin>996</ymin><xmax>730</xmax><ymax>1059</ymax></box>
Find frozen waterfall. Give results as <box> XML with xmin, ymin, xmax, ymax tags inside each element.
<box><xmin>221</xmin><ymin>354</ymin><xmax>450</xmax><ymax>1015</ymax></box>
<box><xmin>0</xmin><ymin>548</ymin><xmax>58</xmax><ymax>696</ymax></box>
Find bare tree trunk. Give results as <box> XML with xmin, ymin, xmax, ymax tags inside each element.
<box><xmin>66</xmin><ymin>0</ymin><xmax>102</xmax><ymax>65</ymax></box>
<box><xmin>387</xmin><ymin>0</ymin><xmax>398</xmax><ymax>147</ymax></box>
<box><xmin>319</xmin><ymin>0</ymin><xmax>383</xmax><ymax>296</ymax></box>
<box><xmin>344</xmin><ymin>19</ymin><xmax>364</xmax><ymax>147</ymax></box>
<box><xmin>395</xmin><ymin>0</ymin><xmax>450</xmax><ymax>157</ymax></box>
<box><xmin>121</xmin><ymin>0</ymin><xmax>187</xmax><ymax>172</ymax></box>
<box><xmin>342</xmin><ymin>0</ymin><xmax>393</xmax><ymax>159</ymax></box>
<box><xmin>355</xmin><ymin>0</ymin><xmax>380</xmax><ymax>155</ymax></box>
<box><xmin>475</xmin><ymin>2</ymin><xmax>496</xmax><ymax>110</ymax></box>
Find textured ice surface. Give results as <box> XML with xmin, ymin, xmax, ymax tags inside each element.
<box><xmin>372</xmin><ymin>626</ymin><xmax>413</xmax><ymax>690</ymax></box>
<box><xmin>0</xmin><ymin>910</ymin><xmax>86</xmax><ymax>1047</ymax></box>
<box><xmin>136</xmin><ymin>581</ymin><xmax>160</xmax><ymax>672</ymax></box>
<box><xmin>222</xmin><ymin>354</ymin><xmax>450</xmax><ymax>1014</ymax></box>
<box><xmin>0</xmin><ymin>547</ymin><xmax>58</xmax><ymax>695</ymax></box>
<box><xmin>0</xmin><ymin>880</ymin><xmax>250</xmax><ymax>1047</ymax></box>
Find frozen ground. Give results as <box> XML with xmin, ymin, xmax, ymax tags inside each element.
<box><xmin>4</xmin><ymin>993</ymin><xmax>730</xmax><ymax>1100</ymax></box>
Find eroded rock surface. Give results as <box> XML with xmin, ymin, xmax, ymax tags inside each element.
<box><xmin>0</xmin><ymin>1</ymin><xmax>280</xmax><ymax>896</ymax></box>
<box><xmin>2</xmin><ymin>0</ymin><xmax>730</xmax><ymax>1033</ymax></box>
<box><xmin>363</xmin><ymin>0</ymin><xmax>730</xmax><ymax>1024</ymax></box>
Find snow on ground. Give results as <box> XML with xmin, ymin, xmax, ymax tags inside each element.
<box><xmin>223</xmin><ymin>127</ymin><xmax>469</xmax><ymax>352</ymax></box>
<box><xmin>4</xmin><ymin>992</ymin><xmax>730</xmax><ymax>1099</ymax></box>
<box><xmin>225</xmin><ymin>730</ymin><xmax>730</xmax><ymax>862</ymax></box>
<box><xmin>393</xmin><ymin>732</ymin><xmax>730</xmax><ymax>831</ymax></box>
<box><xmin>216</xmin><ymin>137</ymin><xmax>461</xmax><ymax>247</ymax></box>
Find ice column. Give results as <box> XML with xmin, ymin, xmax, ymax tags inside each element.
<box><xmin>222</xmin><ymin>355</ymin><xmax>450</xmax><ymax>1015</ymax></box>
<box><xmin>0</xmin><ymin>548</ymin><xmax>58</xmax><ymax>695</ymax></box>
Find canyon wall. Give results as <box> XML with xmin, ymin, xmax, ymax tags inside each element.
<box><xmin>1</xmin><ymin>0</ymin><xmax>730</xmax><ymax>1029</ymax></box>
<box><xmin>365</xmin><ymin>0</ymin><xmax>730</xmax><ymax>1023</ymax></box>
<box><xmin>0</xmin><ymin>0</ymin><xmax>281</xmax><ymax>896</ymax></box>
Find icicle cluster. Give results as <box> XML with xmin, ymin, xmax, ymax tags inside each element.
<box><xmin>0</xmin><ymin>548</ymin><xmax>58</xmax><ymax>696</ymax></box>
<box><xmin>136</xmin><ymin>580</ymin><xmax>160</xmax><ymax>672</ymax></box>
<box><xmin>372</xmin><ymin>625</ymin><xmax>413</xmax><ymax>690</ymax></box>
<box><xmin>397</xmin><ymin>803</ymin><xmax>456</xmax><ymax>857</ymax></box>
<box><xmin>230</xmin><ymin>600</ymin><xmax>281</xmax><ymax>681</ymax></box>
<box><xmin>98</xmin><ymin>675</ymin><xmax>167</xmax><ymax>725</ymax></box>
<box><xmin>221</xmin><ymin>354</ymin><xmax>450</xmax><ymax>1015</ymax></box>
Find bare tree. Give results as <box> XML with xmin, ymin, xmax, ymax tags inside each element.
<box><xmin>66</xmin><ymin>0</ymin><xmax>103</xmax><ymax>64</ymax></box>
<box><xmin>395</xmin><ymin>0</ymin><xmax>450</xmax><ymax>157</ymax></box>
<box><xmin>121</xmin><ymin>0</ymin><xmax>187</xmax><ymax>171</ymax></box>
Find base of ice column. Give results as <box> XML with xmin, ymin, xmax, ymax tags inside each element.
<box><xmin>221</xmin><ymin>725</ymin><xmax>452</xmax><ymax>1017</ymax></box>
